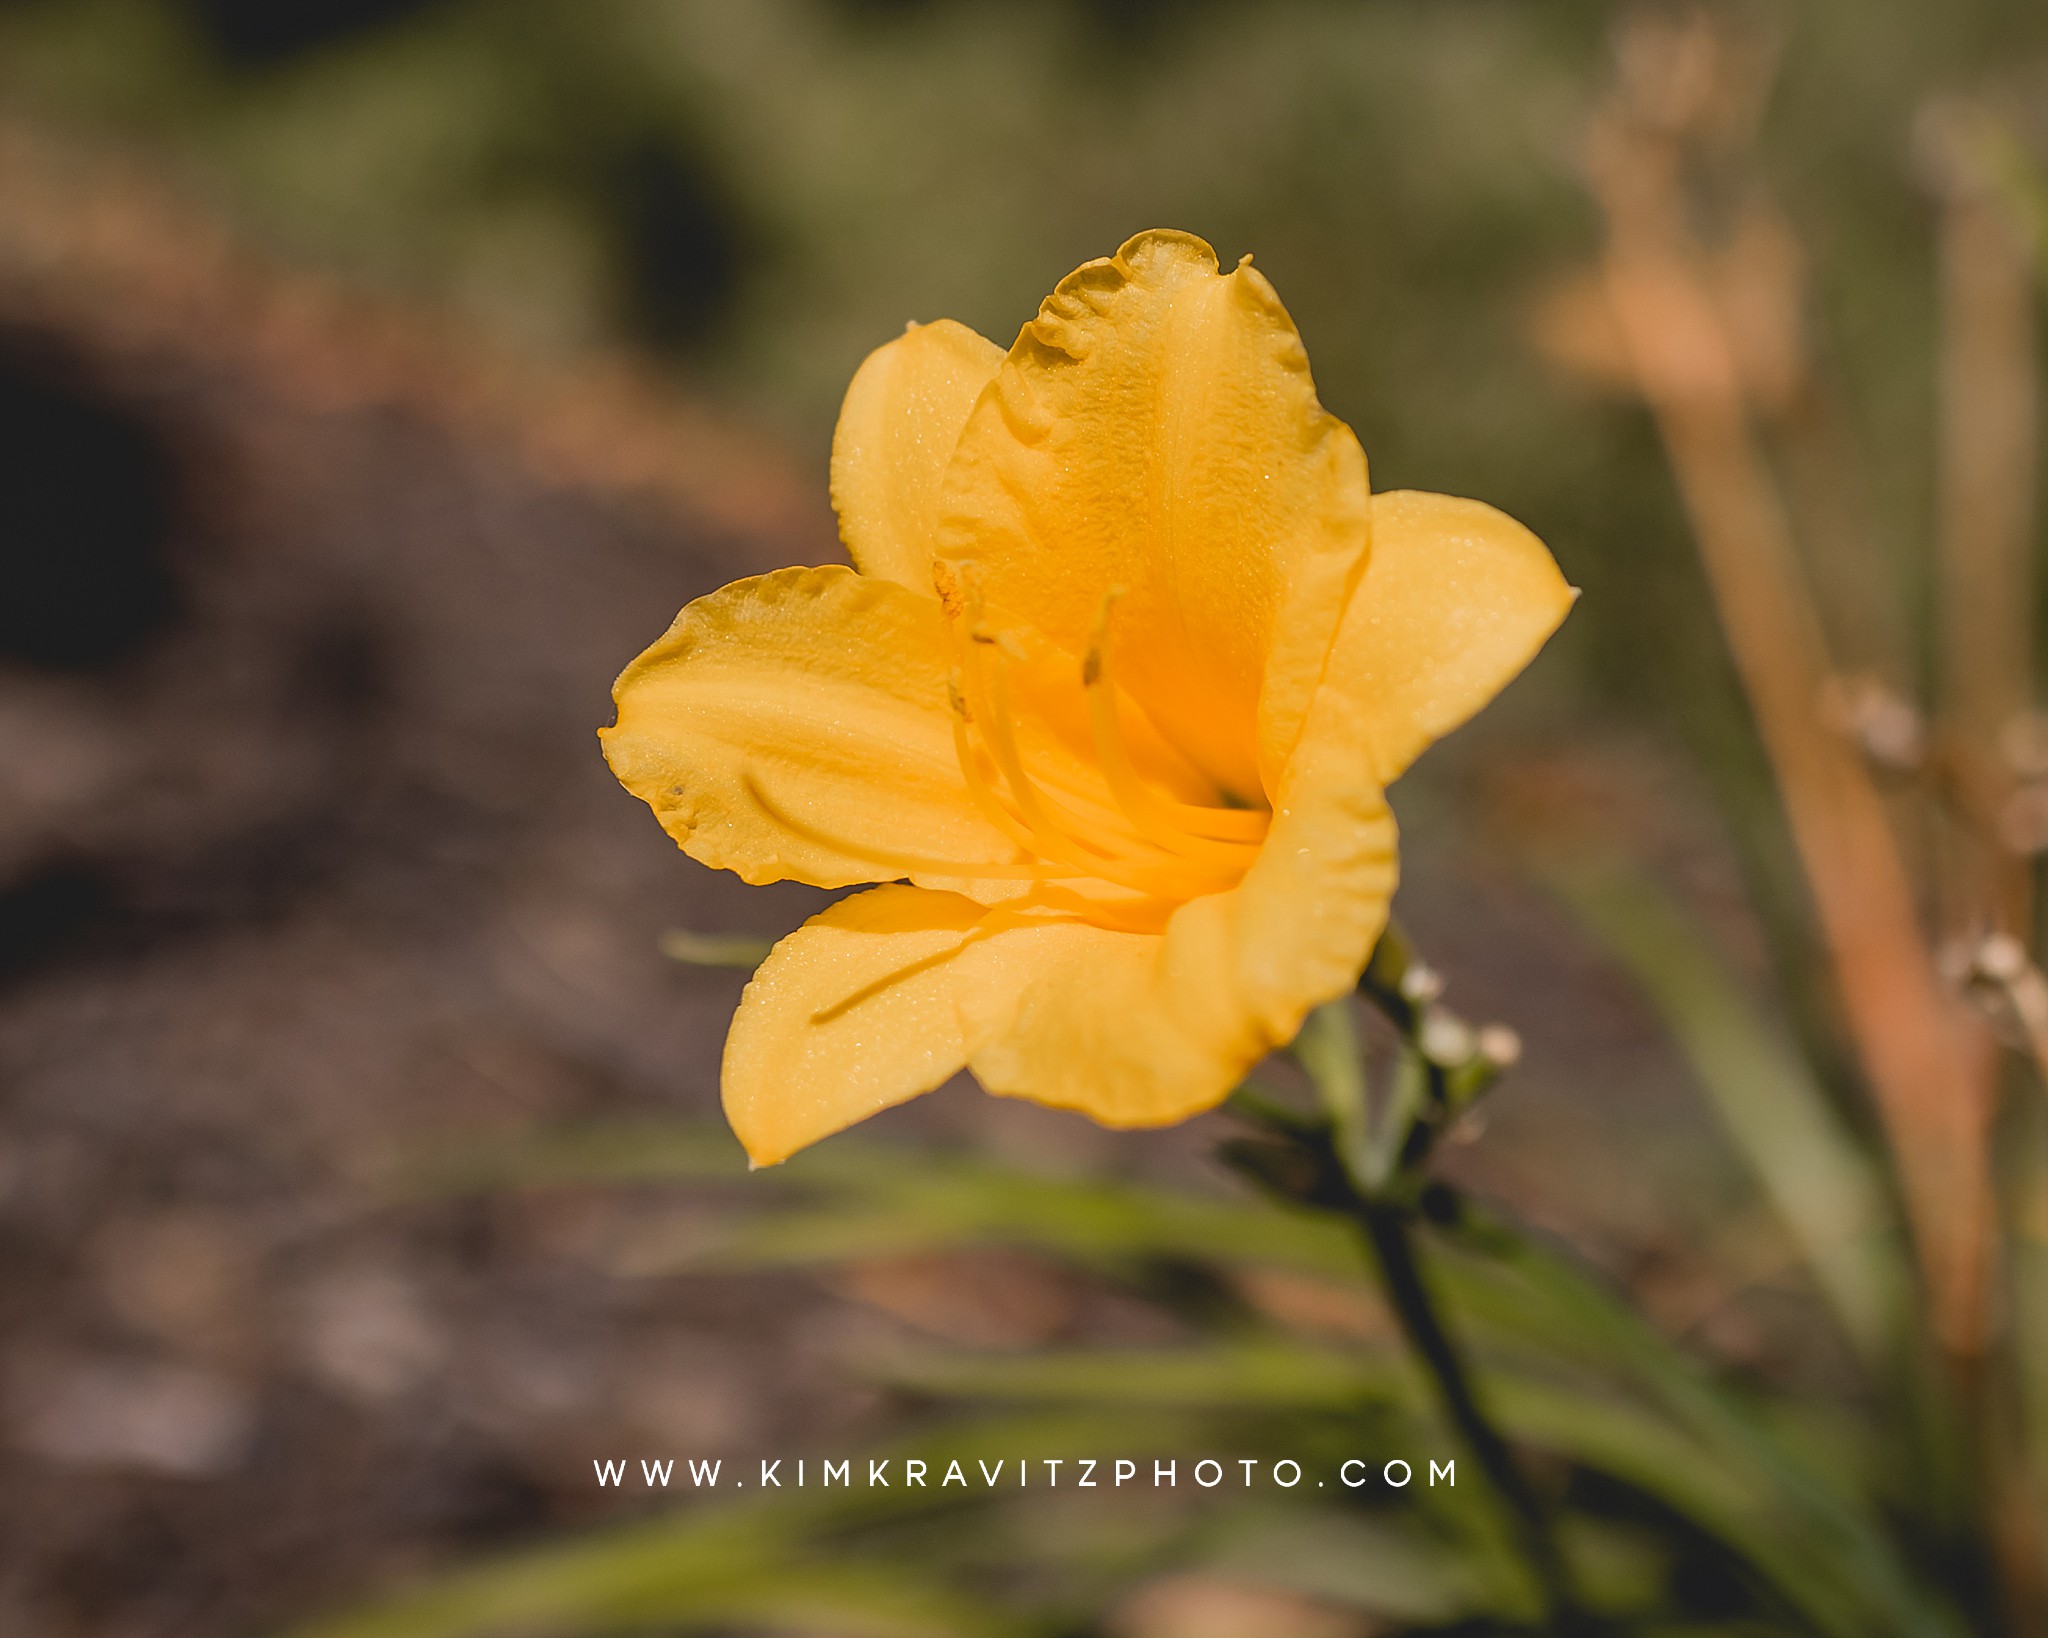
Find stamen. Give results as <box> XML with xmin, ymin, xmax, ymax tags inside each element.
<box><xmin>961</xmin><ymin>620</ymin><xmax>1235</xmax><ymax>897</ymax></box>
<box><xmin>1083</xmin><ymin>600</ymin><xmax>1270</xmax><ymax>859</ymax></box>
<box><xmin>944</xmin><ymin>568</ymin><xmax>1167</xmax><ymax>882</ymax></box>
<box><xmin>950</xmin><ymin>706</ymin><xmax>1056</xmax><ymax>857</ymax></box>
<box><xmin>951</xmin><ymin>671</ymin><xmax>1158</xmax><ymax>863</ymax></box>
<box><xmin>929</xmin><ymin>560</ymin><xmax>1257</xmax><ymax>909</ymax></box>
<box><xmin>965</xmin><ymin>630</ymin><xmax>1107</xmax><ymax>858</ymax></box>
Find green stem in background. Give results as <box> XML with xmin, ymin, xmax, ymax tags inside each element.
<box><xmin>658</xmin><ymin>929</ymin><xmax>776</xmax><ymax>969</ymax></box>
<box><xmin>1541</xmin><ymin>856</ymin><xmax>1898</xmax><ymax>1363</ymax></box>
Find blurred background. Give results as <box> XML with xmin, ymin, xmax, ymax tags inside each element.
<box><xmin>3</xmin><ymin>1</ymin><xmax>2048</xmax><ymax>1634</ymax></box>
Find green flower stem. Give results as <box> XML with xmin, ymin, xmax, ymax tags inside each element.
<box><xmin>1292</xmin><ymin>996</ymin><xmax>1371</xmax><ymax>1180</ymax></box>
<box><xmin>1229</xmin><ymin>921</ymin><xmax>1581</xmax><ymax>1631</ymax></box>
<box><xmin>1354</xmin><ymin>1193</ymin><xmax>1578</xmax><ymax>1629</ymax></box>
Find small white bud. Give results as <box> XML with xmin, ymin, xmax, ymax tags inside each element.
<box><xmin>1400</xmin><ymin>964</ymin><xmax>1444</xmax><ymax>1004</ymax></box>
<box><xmin>1476</xmin><ymin>1024</ymin><xmax>1522</xmax><ymax>1067</ymax></box>
<box><xmin>1419</xmin><ymin>1011</ymin><xmax>1474</xmax><ymax>1067</ymax></box>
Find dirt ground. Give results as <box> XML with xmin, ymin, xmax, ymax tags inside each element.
<box><xmin>0</xmin><ymin>291</ymin><xmax>881</xmax><ymax>1636</ymax></box>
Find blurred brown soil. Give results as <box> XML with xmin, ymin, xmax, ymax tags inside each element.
<box><xmin>0</xmin><ymin>115</ymin><xmax>891</xmax><ymax>1638</ymax></box>
<box><xmin>0</xmin><ymin>113</ymin><xmax>1784</xmax><ymax>1638</ymax></box>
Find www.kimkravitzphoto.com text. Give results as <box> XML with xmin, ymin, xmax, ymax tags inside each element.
<box><xmin>594</xmin><ymin>1456</ymin><xmax>1459</xmax><ymax>1494</ymax></box>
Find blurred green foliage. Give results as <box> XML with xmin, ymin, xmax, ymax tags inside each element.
<box><xmin>336</xmin><ymin>1071</ymin><xmax>1953</xmax><ymax>1635</ymax></box>
<box><xmin>338</xmin><ymin>918</ymin><xmax>1987</xmax><ymax>1635</ymax></box>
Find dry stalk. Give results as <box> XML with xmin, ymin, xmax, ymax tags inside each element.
<box><xmin>1924</xmin><ymin>100</ymin><xmax>2040</xmax><ymax>939</ymax></box>
<box><xmin>1584</xmin><ymin>17</ymin><xmax>1997</xmax><ymax>1355</ymax></box>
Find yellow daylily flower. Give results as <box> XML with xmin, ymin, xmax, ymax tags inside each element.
<box><xmin>602</xmin><ymin>231</ymin><xmax>1574</xmax><ymax>1166</ymax></box>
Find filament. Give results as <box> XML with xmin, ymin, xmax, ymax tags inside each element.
<box><xmin>1083</xmin><ymin>633</ymin><xmax>1264</xmax><ymax>868</ymax></box>
<box><xmin>920</xmin><ymin>558</ymin><xmax>1270</xmax><ymax>915</ymax></box>
<box><xmin>978</xmin><ymin>637</ymin><xmax>1235</xmax><ymax>897</ymax></box>
<box><xmin>950</xmin><ymin>704</ymin><xmax>1052</xmax><ymax>858</ymax></box>
<box><xmin>944</xmin><ymin>575</ymin><xmax>1234</xmax><ymax>898</ymax></box>
<box><xmin>1082</xmin><ymin>599</ymin><xmax>1270</xmax><ymax>859</ymax></box>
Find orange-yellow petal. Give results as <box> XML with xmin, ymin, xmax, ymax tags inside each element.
<box><xmin>946</xmin><ymin>907</ymin><xmax>1241</xmax><ymax>1126</ymax></box>
<box><xmin>831</xmin><ymin>319</ymin><xmax>1004</xmax><ymax>591</ymax></box>
<box><xmin>724</xmin><ymin>885</ymin><xmax>987</xmax><ymax>1166</ymax></box>
<box><xmin>952</xmin><ymin>762</ymin><xmax>1398</xmax><ymax>1130</ymax></box>
<box><xmin>1335</xmin><ymin>491</ymin><xmax>1577</xmax><ymax>786</ymax></box>
<box><xmin>600</xmin><ymin>566</ymin><xmax>1014</xmax><ymax>889</ymax></box>
<box><xmin>721</xmin><ymin>668</ymin><xmax>1404</xmax><ymax>1155</ymax></box>
<box><xmin>936</xmin><ymin>230</ymin><xmax>1371</xmax><ymax>803</ymax></box>
<box><xmin>959</xmin><ymin>487</ymin><xmax>1569</xmax><ymax>1129</ymax></box>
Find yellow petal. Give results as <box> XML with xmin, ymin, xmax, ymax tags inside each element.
<box><xmin>1336</xmin><ymin>491</ymin><xmax>1577</xmax><ymax>786</ymax></box>
<box><xmin>1229</xmin><ymin>673</ymin><xmax>1402</xmax><ymax>1034</ymax></box>
<box><xmin>724</xmin><ymin>670</ymin><xmax>1404</xmax><ymax>1153</ymax></box>
<box><xmin>953</xmin><ymin>915</ymin><xmax>1237</xmax><ymax>1125</ymax></box>
<box><xmin>724</xmin><ymin>886</ymin><xmax>986</xmax><ymax>1166</ymax></box>
<box><xmin>831</xmin><ymin>319</ymin><xmax>1004</xmax><ymax>591</ymax></box>
<box><xmin>936</xmin><ymin>230</ymin><xmax>1372</xmax><ymax>802</ymax></box>
<box><xmin>601</xmin><ymin>566</ymin><xmax>1013</xmax><ymax>888</ymax></box>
